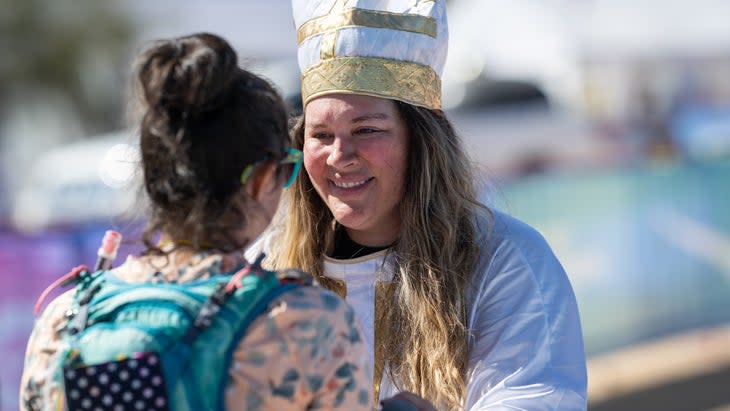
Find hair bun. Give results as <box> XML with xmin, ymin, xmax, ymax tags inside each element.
<box><xmin>136</xmin><ymin>32</ymin><xmax>238</xmax><ymax>120</ymax></box>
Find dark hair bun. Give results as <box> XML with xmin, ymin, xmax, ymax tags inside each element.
<box><xmin>133</xmin><ymin>32</ymin><xmax>290</xmax><ymax>252</ymax></box>
<box><xmin>136</xmin><ymin>32</ymin><xmax>238</xmax><ymax>121</ymax></box>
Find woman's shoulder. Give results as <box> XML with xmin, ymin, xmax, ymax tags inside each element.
<box><xmin>471</xmin><ymin>207</ymin><xmax>573</xmax><ymax>302</ymax></box>
<box><xmin>475</xmin><ymin>207</ymin><xmax>554</xmax><ymax>255</ymax></box>
<box><xmin>240</xmin><ymin>281</ymin><xmax>362</xmax><ymax>349</ymax></box>
<box><xmin>227</xmin><ymin>285</ymin><xmax>372</xmax><ymax>409</ymax></box>
<box><xmin>269</xmin><ymin>285</ymin><xmax>358</xmax><ymax>327</ymax></box>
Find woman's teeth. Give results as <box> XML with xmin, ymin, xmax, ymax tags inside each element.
<box><xmin>334</xmin><ymin>179</ymin><xmax>368</xmax><ymax>188</ymax></box>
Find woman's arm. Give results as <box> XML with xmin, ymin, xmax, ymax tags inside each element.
<box><xmin>20</xmin><ymin>291</ymin><xmax>75</xmax><ymax>411</ymax></box>
<box><xmin>464</xmin><ymin>217</ymin><xmax>587</xmax><ymax>410</ymax></box>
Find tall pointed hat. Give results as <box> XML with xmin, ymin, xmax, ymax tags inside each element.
<box><xmin>292</xmin><ymin>0</ymin><xmax>448</xmax><ymax>110</ymax></box>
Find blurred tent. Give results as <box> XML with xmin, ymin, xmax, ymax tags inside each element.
<box><xmin>574</xmin><ymin>0</ymin><xmax>730</xmax><ymax>60</ymax></box>
<box><xmin>440</xmin><ymin>0</ymin><xmax>730</xmax><ymax>175</ymax></box>
<box><xmin>125</xmin><ymin>0</ymin><xmax>297</xmax><ymax>59</ymax></box>
<box><xmin>11</xmin><ymin>131</ymin><xmax>139</xmax><ymax>233</ymax></box>
<box><xmin>443</xmin><ymin>0</ymin><xmax>581</xmax><ymax>110</ymax></box>
<box><xmin>443</xmin><ymin>0</ymin><xmax>730</xmax><ymax>110</ymax></box>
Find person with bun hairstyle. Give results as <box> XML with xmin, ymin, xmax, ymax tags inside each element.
<box><xmin>254</xmin><ymin>1</ymin><xmax>588</xmax><ymax>410</ymax></box>
<box><xmin>20</xmin><ymin>32</ymin><xmax>373</xmax><ymax>411</ymax></box>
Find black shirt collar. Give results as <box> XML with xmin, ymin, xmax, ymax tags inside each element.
<box><xmin>330</xmin><ymin>225</ymin><xmax>392</xmax><ymax>259</ymax></box>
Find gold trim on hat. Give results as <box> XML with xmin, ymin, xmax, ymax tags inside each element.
<box><xmin>297</xmin><ymin>8</ymin><xmax>437</xmax><ymax>45</ymax></box>
<box><xmin>319</xmin><ymin>31</ymin><xmax>338</xmax><ymax>60</ymax></box>
<box><xmin>302</xmin><ymin>56</ymin><xmax>441</xmax><ymax>109</ymax></box>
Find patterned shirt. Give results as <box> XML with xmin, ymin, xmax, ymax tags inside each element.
<box><xmin>20</xmin><ymin>250</ymin><xmax>373</xmax><ymax>411</ymax></box>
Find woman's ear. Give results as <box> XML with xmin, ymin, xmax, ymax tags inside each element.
<box><xmin>244</xmin><ymin>162</ymin><xmax>280</xmax><ymax>201</ymax></box>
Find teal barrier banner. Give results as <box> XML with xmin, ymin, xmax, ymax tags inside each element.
<box><xmin>490</xmin><ymin>159</ymin><xmax>730</xmax><ymax>356</ymax></box>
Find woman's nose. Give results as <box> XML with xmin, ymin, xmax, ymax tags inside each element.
<box><xmin>327</xmin><ymin>135</ymin><xmax>357</xmax><ymax>168</ymax></box>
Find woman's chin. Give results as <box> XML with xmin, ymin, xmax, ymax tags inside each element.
<box><xmin>333</xmin><ymin>214</ymin><xmax>366</xmax><ymax>231</ymax></box>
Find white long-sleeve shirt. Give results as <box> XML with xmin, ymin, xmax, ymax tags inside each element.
<box><xmin>321</xmin><ymin>210</ymin><xmax>587</xmax><ymax>410</ymax></box>
<box><xmin>251</xmin><ymin>209</ymin><xmax>587</xmax><ymax>410</ymax></box>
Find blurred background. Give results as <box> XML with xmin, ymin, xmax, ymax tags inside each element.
<box><xmin>2</xmin><ymin>0</ymin><xmax>730</xmax><ymax>409</ymax></box>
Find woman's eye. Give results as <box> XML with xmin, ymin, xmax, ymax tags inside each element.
<box><xmin>310</xmin><ymin>132</ymin><xmax>332</xmax><ymax>140</ymax></box>
<box><xmin>355</xmin><ymin>127</ymin><xmax>380</xmax><ymax>135</ymax></box>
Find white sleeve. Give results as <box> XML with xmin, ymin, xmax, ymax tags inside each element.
<box><xmin>464</xmin><ymin>222</ymin><xmax>587</xmax><ymax>411</ymax></box>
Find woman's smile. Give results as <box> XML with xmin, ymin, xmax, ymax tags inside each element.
<box><xmin>330</xmin><ymin>177</ymin><xmax>373</xmax><ymax>190</ymax></box>
<box><xmin>303</xmin><ymin>93</ymin><xmax>408</xmax><ymax>246</ymax></box>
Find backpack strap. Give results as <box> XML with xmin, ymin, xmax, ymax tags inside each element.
<box><xmin>65</xmin><ymin>268</ymin><xmax>110</xmax><ymax>336</ymax></box>
<box><xmin>180</xmin><ymin>253</ymin><xmax>268</xmax><ymax>345</ymax></box>
<box><xmin>161</xmin><ymin>253</ymin><xmax>307</xmax><ymax>411</ymax></box>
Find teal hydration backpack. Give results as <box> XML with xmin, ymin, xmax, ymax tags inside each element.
<box><xmin>48</xmin><ymin>255</ymin><xmax>310</xmax><ymax>411</ymax></box>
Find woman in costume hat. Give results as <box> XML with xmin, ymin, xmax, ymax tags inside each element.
<box><xmin>259</xmin><ymin>1</ymin><xmax>588</xmax><ymax>409</ymax></box>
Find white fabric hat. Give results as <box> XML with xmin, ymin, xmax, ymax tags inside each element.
<box><xmin>292</xmin><ymin>0</ymin><xmax>448</xmax><ymax>110</ymax></box>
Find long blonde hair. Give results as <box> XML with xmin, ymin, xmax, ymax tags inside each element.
<box><xmin>267</xmin><ymin>100</ymin><xmax>487</xmax><ymax>410</ymax></box>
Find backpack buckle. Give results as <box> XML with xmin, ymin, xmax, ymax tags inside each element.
<box><xmin>224</xmin><ymin>253</ymin><xmax>267</xmax><ymax>294</ymax></box>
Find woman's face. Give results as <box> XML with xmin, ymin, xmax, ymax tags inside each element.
<box><xmin>303</xmin><ymin>94</ymin><xmax>409</xmax><ymax>246</ymax></box>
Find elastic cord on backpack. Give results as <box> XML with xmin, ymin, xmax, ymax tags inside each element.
<box><xmin>33</xmin><ymin>265</ymin><xmax>89</xmax><ymax>315</ymax></box>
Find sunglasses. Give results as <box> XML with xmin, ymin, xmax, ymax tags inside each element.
<box><xmin>240</xmin><ymin>147</ymin><xmax>303</xmax><ymax>189</ymax></box>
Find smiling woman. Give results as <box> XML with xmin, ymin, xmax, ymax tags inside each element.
<box><xmin>254</xmin><ymin>1</ymin><xmax>588</xmax><ymax>410</ymax></box>
<box><xmin>303</xmin><ymin>94</ymin><xmax>408</xmax><ymax>247</ymax></box>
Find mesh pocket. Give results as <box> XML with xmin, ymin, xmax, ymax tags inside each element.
<box><xmin>63</xmin><ymin>352</ymin><xmax>170</xmax><ymax>411</ymax></box>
